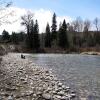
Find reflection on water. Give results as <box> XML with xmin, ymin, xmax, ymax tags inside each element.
<box><xmin>28</xmin><ymin>54</ymin><xmax>100</xmax><ymax>99</ymax></box>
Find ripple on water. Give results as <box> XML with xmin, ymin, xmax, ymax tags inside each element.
<box><xmin>28</xmin><ymin>54</ymin><xmax>100</xmax><ymax>99</ymax></box>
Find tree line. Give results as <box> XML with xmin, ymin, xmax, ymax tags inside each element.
<box><xmin>1</xmin><ymin>12</ymin><xmax>100</xmax><ymax>52</ymax></box>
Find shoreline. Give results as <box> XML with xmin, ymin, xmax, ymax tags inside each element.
<box><xmin>80</xmin><ymin>51</ymin><xmax>100</xmax><ymax>55</ymax></box>
<box><xmin>0</xmin><ymin>53</ymin><xmax>76</xmax><ymax>100</ymax></box>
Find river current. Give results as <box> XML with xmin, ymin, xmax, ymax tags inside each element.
<box><xmin>27</xmin><ymin>54</ymin><xmax>100</xmax><ymax>99</ymax></box>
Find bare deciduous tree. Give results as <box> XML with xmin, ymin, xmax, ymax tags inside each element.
<box><xmin>93</xmin><ymin>17</ymin><xmax>100</xmax><ymax>31</ymax></box>
<box><xmin>21</xmin><ymin>11</ymin><xmax>34</xmax><ymax>34</ymax></box>
<box><xmin>83</xmin><ymin>19</ymin><xmax>91</xmax><ymax>32</ymax></box>
<box><xmin>72</xmin><ymin>17</ymin><xmax>83</xmax><ymax>32</ymax></box>
<box><xmin>0</xmin><ymin>0</ymin><xmax>12</xmax><ymax>25</ymax></box>
<box><xmin>21</xmin><ymin>12</ymin><xmax>34</xmax><ymax>48</ymax></box>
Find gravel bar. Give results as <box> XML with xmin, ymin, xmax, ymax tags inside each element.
<box><xmin>0</xmin><ymin>53</ymin><xmax>77</xmax><ymax>100</ymax></box>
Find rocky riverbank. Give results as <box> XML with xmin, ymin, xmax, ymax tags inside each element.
<box><xmin>81</xmin><ymin>51</ymin><xmax>100</xmax><ymax>55</ymax></box>
<box><xmin>0</xmin><ymin>53</ymin><xmax>77</xmax><ymax>100</ymax></box>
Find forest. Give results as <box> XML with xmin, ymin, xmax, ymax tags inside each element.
<box><xmin>0</xmin><ymin>12</ymin><xmax>100</xmax><ymax>53</ymax></box>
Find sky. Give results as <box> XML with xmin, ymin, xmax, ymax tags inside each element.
<box><xmin>0</xmin><ymin>0</ymin><xmax>100</xmax><ymax>33</ymax></box>
<box><xmin>13</xmin><ymin>0</ymin><xmax>100</xmax><ymax>19</ymax></box>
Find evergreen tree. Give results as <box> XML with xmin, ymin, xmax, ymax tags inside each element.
<box><xmin>45</xmin><ymin>23</ymin><xmax>51</xmax><ymax>47</ymax></box>
<box><xmin>58</xmin><ymin>19</ymin><xmax>69</xmax><ymax>48</ymax></box>
<box><xmin>94</xmin><ymin>32</ymin><xmax>100</xmax><ymax>45</ymax></box>
<box><xmin>33</xmin><ymin>20</ymin><xmax>40</xmax><ymax>50</ymax></box>
<box><xmin>29</xmin><ymin>20</ymin><xmax>34</xmax><ymax>48</ymax></box>
<box><xmin>25</xmin><ymin>19</ymin><xmax>34</xmax><ymax>49</ymax></box>
<box><xmin>11</xmin><ymin>32</ymin><xmax>18</xmax><ymax>44</ymax></box>
<box><xmin>51</xmin><ymin>13</ymin><xmax>57</xmax><ymax>41</ymax></box>
<box><xmin>18</xmin><ymin>31</ymin><xmax>25</xmax><ymax>42</ymax></box>
<box><xmin>2</xmin><ymin>30</ymin><xmax>10</xmax><ymax>41</ymax></box>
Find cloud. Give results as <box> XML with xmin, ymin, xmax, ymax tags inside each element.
<box><xmin>33</xmin><ymin>9</ymin><xmax>53</xmax><ymax>33</ymax></box>
<box><xmin>0</xmin><ymin>7</ymin><xmax>72</xmax><ymax>34</ymax></box>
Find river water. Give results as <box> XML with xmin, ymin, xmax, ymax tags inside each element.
<box><xmin>28</xmin><ymin>54</ymin><xmax>100</xmax><ymax>99</ymax></box>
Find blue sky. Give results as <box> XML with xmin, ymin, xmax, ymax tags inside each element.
<box><xmin>13</xmin><ymin>0</ymin><xmax>100</xmax><ymax>20</ymax></box>
<box><xmin>0</xmin><ymin>0</ymin><xmax>99</xmax><ymax>33</ymax></box>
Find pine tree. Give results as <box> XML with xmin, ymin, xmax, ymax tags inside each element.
<box><xmin>11</xmin><ymin>32</ymin><xmax>18</xmax><ymax>44</ymax></box>
<box><xmin>51</xmin><ymin>13</ymin><xmax>57</xmax><ymax>42</ymax></box>
<box><xmin>58</xmin><ymin>19</ymin><xmax>69</xmax><ymax>48</ymax></box>
<box><xmin>33</xmin><ymin>20</ymin><xmax>40</xmax><ymax>50</ymax></box>
<box><xmin>30</xmin><ymin>20</ymin><xmax>34</xmax><ymax>48</ymax></box>
<box><xmin>18</xmin><ymin>31</ymin><xmax>25</xmax><ymax>42</ymax></box>
<box><xmin>2</xmin><ymin>30</ymin><xmax>10</xmax><ymax>41</ymax></box>
<box><xmin>45</xmin><ymin>23</ymin><xmax>51</xmax><ymax>47</ymax></box>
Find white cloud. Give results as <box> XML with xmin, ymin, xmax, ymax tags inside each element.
<box><xmin>57</xmin><ymin>16</ymin><xmax>72</xmax><ymax>27</ymax></box>
<box><xmin>33</xmin><ymin>9</ymin><xmax>53</xmax><ymax>33</ymax></box>
<box><xmin>0</xmin><ymin>7</ymin><xmax>72</xmax><ymax>34</ymax></box>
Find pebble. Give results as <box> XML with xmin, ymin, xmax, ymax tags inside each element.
<box><xmin>27</xmin><ymin>90</ymin><xmax>33</xmax><ymax>96</ymax></box>
<box><xmin>8</xmin><ymin>96</ymin><xmax>14</xmax><ymax>100</ymax></box>
<box><xmin>52</xmin><ymin>91</ymin><xmax>56</xmax><ymax>94</ymax></box>
<box><xmin>58</xmin><ymin>82</ymin><xmax>63</xmax><ymax>87</ymax></box>
<box><xmin>66</xmin><ymin>86</ymin><xmax>70</xmax><ymax>89</ymax></box>
<box><xmin>42</xmin><ymin>93</ymin><xmax>52</xmax><ymax>100</ymax></box>
<box><xmin>36</xmin><ymin>91</ymin><xmax>42</xmax><ymax>95</ymax></box>
<box><xmin>57</xmin><ymin>91</ymin><xmax>65</xmax><ymax>96</ymax></box>
<box><xmin>70</xmin><ymin>93</ymin><xmax>76</xmax><ymax>98</ymax></box>
<box><xmin>56</xmin><ymin>95</ymin><xmax>61</xmax><ymax>99</ymax></box>
<box><xmin>61</xmin><ymin>96</ymin><xmax>69</xmax><ymax>100</ymax></box>
<box><xmin>46</xmin><ymin>87</ymin><xmax>52</xmax><ymax>91</ymax></box>
<box><xmin>62</xmin><ymin>85</ymin><xmax>66</xmax><ymax>89</ymax></box>
<box><xmin>20</xmin><ymin>77</ymin><xmax>26</xmax><ymax>81</ymax></box>
<box><xmin>33</xmin><ymin>94</ymin><xmax>37</xmax><ymax>97</ymax></box>
<box><xmin>0</xmin><ymin>96</ymin><xmax>2</xmax><ymax>100</ymax></box>
<box><xmin>23</xmin><ymin>80</ymin><xmax>28</xmax><ymax>84</ymax></box>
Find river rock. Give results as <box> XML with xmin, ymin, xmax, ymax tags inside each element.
<box><xmin>42</xmin><ymin>93</ymin><xmax>52</xmax><ymax>100</ymax></box>
<box><xmin>0</xmin><ymin>53</ymin><xmax>76</xmax><ymax>100</ymax></box>
<box><xmin>46</xmin><ymin>87</ymin><xmax>52</xmax><ymax>92</ymax></box>
<box><xmin>66</xmin><ymin>86</ymin><xmax>70</xmax><ymax>89</ymax></box>
<box><xmin>58</xmin><ymin>87</ymin><xmax>63</xmax><ymax>91</ymax></box>
<box><xmin>64</xmin><ymin>87</ymin><xmax>70</xmax><ymax>92</ymax></box>
<box><xmin>45</xmin><ymin>70</ymin><xmax>49</xmax><ymax>73</ymax></box>
<box><xmin>8</xmin><ymin>95</ymin><xmax>14</xmax><ymax>100</ymax></box>
<box><xmin>36</xmin><ymin>91</ymin><xmax>42</xmax><ymax>95</ymax></box>
<box><xmin>56</xmin><ymin>95</ymin><xmax>62</xmax><ymax>99</ymax></box>
<box><xmin>52</xmin><ymin>91</ymin><xmax>57</xmax><ymax>94</ymax></box>
<box><xmin>23</xmin><ymin>80</ymin><xmax>28</xmax><ymax>84</ymax></box>
<box><xmin>58</xmin><ymin>82</ymin><xmax>63</xmax><ymax>87</ymax></box>
<box><xmin>55</xmin><ymin>88</ymin><xmax>60</xmax><ymax>92</ymax></box>
<box><xmin>67</xmin><ymin>95</ymin><xmax>72</xmax><ymax>99</ymax></box>
<box><xmin>61</xmin><ymin>96</ymin><xmax>69</xmax><ymax>100</ymax></box>
<box><xmin>26</xmin><ymin>90</ymin><xmax>34</xmax><ymax>96</ymax></box>
<box><xmin>20</xmin><ymin>77</ymin><xmax>26</xmax><ymax>81</ymax></box>
<box><xmin>70</xmin><ymin>93</ymin><xmax>76</xmax><ymax>98</ymax></box>
<box><xmin>57</xmin><ymin>91</ymin><xmax>65</xmax><ymax>96</ymax></box>
<box><xmin>33</xmin><ymin>94</ymin><xmax>37</xmax><ymax>97</ymax></box>
<box><xmin>0</xmin><ymin>96</ymin><xmax>2</xmax><ymax>100</ymax></box>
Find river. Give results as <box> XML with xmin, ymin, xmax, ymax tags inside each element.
<box><xmin>27</xmin><ymin>54</ymin><xmax>100</xmax><ymax>99</ymax></box>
